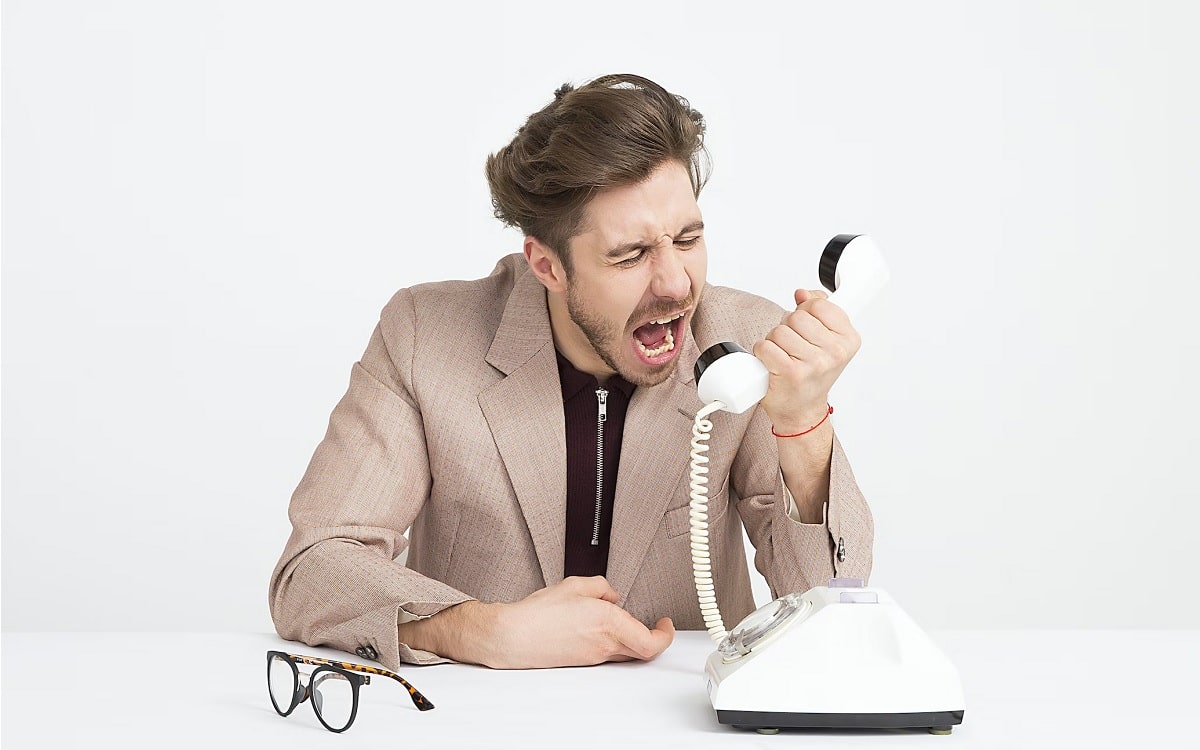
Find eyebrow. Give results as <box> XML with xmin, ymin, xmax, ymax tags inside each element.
<box><xmin>603</xmin><ymin>221</ymin><xmax>706</xmax><ymax>258</ymax></box>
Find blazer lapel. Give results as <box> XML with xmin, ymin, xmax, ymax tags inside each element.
<box><xmin>478</xmin><ymin>270</ymin><xmax>566</xmax><ymax>588</ymax></box>
<box><xmin>606</xmin><ymin>333</ymin><xmax>702</xmax><ymax>605</ymax></box>
<box><xmin>477</xmin><ymin>266</ymin><xmax>713</xmax><ymax>597</ymax></box>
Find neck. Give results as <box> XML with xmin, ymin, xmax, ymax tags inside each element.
<box><xmin>547</xmin><ymin>290</ymin><xmax>615</xmax><ymax>382</ymax></box>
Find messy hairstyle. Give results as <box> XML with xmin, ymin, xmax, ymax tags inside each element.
<box><xmin>485</xmin><ymin>73</ymin><xmax>709</xmax><ymax>270</ymax></box>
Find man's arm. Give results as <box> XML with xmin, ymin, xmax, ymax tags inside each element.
<box><xmin>733</xmin><ymin>405</ymin><xmax>874</xmax><ymax>596</ymax></box>
<box><xmin>395</xmin><ymin>576</ymin><xmax>675</xmax><ymax>669</ymax></box>
<box><xmin>735</xmin><ymin>289</ymin><xmax>873</xmax><ymax>594</ymax></box>
<box><xmin>269</xmin><ymin>314</ymin><xmax>476</xmax><ymax>671</ymax></box>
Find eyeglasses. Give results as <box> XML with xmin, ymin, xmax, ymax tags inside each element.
<box><xmin>266</xmin><ymin>650</ymin><xmax>434</xmax><ymax>733</ymax></box>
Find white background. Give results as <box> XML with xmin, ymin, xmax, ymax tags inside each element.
<box><xmin>3</xmin><ymin>0</ymin><xmax>1198</xmax><ymax>633</ymax></box>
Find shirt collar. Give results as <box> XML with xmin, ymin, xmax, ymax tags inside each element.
<box><xmin>555</xmin><ymin>349</ymin><xmax>636</xmax><ymax>402</ymax></box>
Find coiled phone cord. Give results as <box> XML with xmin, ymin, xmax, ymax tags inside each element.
<box><xmin>689</xmin><ymin>400</ymin><xmax>730</xmax><ymax>644</ymax></box>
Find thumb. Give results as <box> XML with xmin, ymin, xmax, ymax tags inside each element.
<box><xmin>567</xmin><ymin>575</ymin><xmax>621</xmax><ymax>604</ymax></box>
<box><xmin>794</xmin><ymin>288</ymin><xmax>829</xmax><ymax>307</ymax></box>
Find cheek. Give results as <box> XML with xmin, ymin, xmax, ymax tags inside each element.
<box><xmin>617</xmin><ymin>290</ymin><xmax>645</xmax><ymax>328</ymax></box>
<box><xmin>585</xmin><ymin>282</ymin><xmax>639</xmax><ymax>332</ymax></box>
<box><xmin>618</xmin><ymin>275</ymin><xmax>652</xmax><ymax>311</ymax></box>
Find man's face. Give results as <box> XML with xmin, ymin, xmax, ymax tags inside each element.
<box><xmin>561</xmin><ymin>160</ymin><xmax>707</xmax><ymax>388</ymax></box>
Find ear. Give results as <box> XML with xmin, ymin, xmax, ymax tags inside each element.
<box><xmin>524</xmin><ymin>236</ymin><xmax>568</xmax><ymax>294</ymax></box>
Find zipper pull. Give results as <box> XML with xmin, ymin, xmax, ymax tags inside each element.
<box><xmin>596</xmin><ymin>388</ymin><xmax>608</xmax><ymax>421</ymax></box>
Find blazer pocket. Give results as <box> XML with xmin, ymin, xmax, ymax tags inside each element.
<box><xmin>663</xmin><ymin>478</ymin><xmax>730</xmax><ymax>538</ymax></box>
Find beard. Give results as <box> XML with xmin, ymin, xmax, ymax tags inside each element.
<box><xmin>565</xmin><ymin>282</ymin><xmax>692</xmax><ymax>388</ymax></box>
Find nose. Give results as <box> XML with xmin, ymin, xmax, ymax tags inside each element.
<box><xmin>650</xmin><ymin>238</ymin><xmax>691</xmax><ymax>300</ymax></box>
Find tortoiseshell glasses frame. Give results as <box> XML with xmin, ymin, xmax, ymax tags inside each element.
<box><xmin>266</xmin><ymin>650</ymin><xmax>434</xmax><ymax>733</ymax></box>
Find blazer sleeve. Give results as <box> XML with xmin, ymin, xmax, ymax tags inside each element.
<box><xmin>732</xmin><ymin>404</ymin><xmax>875</xmax><ymax>598</ymax></box>
<box><xmin>268</xmin><ymin>289</ymin><xmax>473</xmax><ymax>669</ymax></box>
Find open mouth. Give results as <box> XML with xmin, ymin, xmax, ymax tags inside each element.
<box><xmin>631</xmin><ymin>311</ymin><xmax>687</xmax><ymax>364</ymax></box>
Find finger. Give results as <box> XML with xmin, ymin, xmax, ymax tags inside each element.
<box><xmin>753</xmin><ymin>338</ymin><xmax>802</xmax><ymax>376</ymax></box>
<box><xmin>608</xmin><ymin>611</ymin><xmax>675</xmax><ymax>660</ymax></box>
<box><xmin>564</xmin><ymin>575</ymin><xmax>622</xmax><ymax>604</ymax></box>
<box><xmin>805</xmin><ymin>298</ymin><xmax>856</xmax><ymax>336</ymax></box>
<box><xmin>643</xmin><ymin>617</ymin><xmax>676</xmax><ymax>658</ymax></box>
<box><xmin>774</xmin><ymin>313</ymin><xmax>839</xmax><ymax>354</ymax></box>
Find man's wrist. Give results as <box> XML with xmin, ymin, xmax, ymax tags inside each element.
<box><xmin>776</xmin><ymin>418</ymin><xmax>834</xmax><ymax>525</ymax></box>
<box><xmin>789</xmin><ymin>490</ymin><xmax>827</xmax><ymax>524</ymax></box>
<box><xmin>397</xmin><ymin>600</ymin><xmax>496</xmax><ymax>666</ymax></box>
<box><xmin>770</xmin><ymin>402</ymin><xmax>834</xmax><ymax>437</ymax></box>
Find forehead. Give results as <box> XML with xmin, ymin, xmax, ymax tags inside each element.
<box><xmin>576</xmin><ymin>161</ymin><xmax>701</xmax><ymax>246</ymax></box>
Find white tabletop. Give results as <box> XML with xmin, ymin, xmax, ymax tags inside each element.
<box><xmin>3</xmin><ymin>630</ymin><xmax>1197</xmax><ymax>748</ymax></box>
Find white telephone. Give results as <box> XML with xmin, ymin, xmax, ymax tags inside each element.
<box><xmin>689</xmin><ymin>235</ymin><xmax>965</xmax><ymax>735</ymax></box>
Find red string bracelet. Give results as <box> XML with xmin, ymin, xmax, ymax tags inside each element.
<box><xmin>771</xmin><ymin>405</ymin><xmax>834</xmax><ymax>438</ymax></box>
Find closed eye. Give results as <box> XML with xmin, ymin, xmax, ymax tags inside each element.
<box><xmin>615</xmin><ymin>248</ymin><xmax>648</xmax><ymax>267</ymax></box>
<box><xmin>675</xmin><ymin>236</ymin><xmax>702</xmax><ymax>249</ymax></box>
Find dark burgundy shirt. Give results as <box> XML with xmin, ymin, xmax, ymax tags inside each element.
<box><xmin>556</xmin><ymin>350</ymin><xmax>636</xmax><ymax>578</ymax></box>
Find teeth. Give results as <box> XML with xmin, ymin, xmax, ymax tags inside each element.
<box><xmin>650</xmin><ymin>313</ymin><xmax>684</xmax><ymax>325</ymax></box>
<box><xmin>636</xmin><ymin>327</ymin><xmax>676</xmax><ymax>358</ymax></box>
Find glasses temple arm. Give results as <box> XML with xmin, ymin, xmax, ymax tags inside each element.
<box><xmin>283</xmin><ymin>652</ymin><xmax>434</xmax><ymax>711</ymax></box>
<box><xmin>386</xmin><ymin>673</ymin><xmax>435</xmax><ymax>712</ymax></box>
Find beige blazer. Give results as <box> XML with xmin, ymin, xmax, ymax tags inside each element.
<box><xmin>269</xmin><ymin>254</ymin><xmax>874</xmax><ymax>668</ymax></box>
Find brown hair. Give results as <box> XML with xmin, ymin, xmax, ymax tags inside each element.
<box><xmin>485</xmin><ymin>73</ymin><xmax>709</xmax><ymax>270</ymax></box>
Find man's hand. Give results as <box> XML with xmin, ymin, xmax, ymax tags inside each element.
<box><xmin>751</xmin><ymin>289</ymin><xmax>860</xmax><ymax>523</ymax></box>
<box><xmin>396</xmin><ymin>576</ymin><xmax>675</xmax><ymax>669</ymax></box>
<box><xmin>752</xmin><ymin>289</ymin><xmax>861</xmax><ymax>434</ymax></box>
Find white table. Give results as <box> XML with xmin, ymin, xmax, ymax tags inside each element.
<box><xmin>3</xmin><ymin>630</ymin><xmax>1197</xmax><ymax>748</ymax></box>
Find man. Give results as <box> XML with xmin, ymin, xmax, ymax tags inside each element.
<box><xmin>269</xmin><ymin>74</ymin><xmax>874</xmax><ymax>670</ymax></box>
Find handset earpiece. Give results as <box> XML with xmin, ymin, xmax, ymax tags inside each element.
<box><xmin>819</xmin><ymin>234</ymin><xmax>890</xmax><ymax>319</ymax></box>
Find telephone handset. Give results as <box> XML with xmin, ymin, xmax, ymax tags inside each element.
<box><xmin>688</xmin><ymin>237</ymin><xmax>965</xmax><ymax>734</ymax></box>
<box><xmin>688</xmin><ymin>234</ymin><xmax>889</xmax><ymax>642</ymax></box>
<box><xmin>693</xmin><ymin>234</ymin><xmax>889</xmax><ymax>417</ymax></box>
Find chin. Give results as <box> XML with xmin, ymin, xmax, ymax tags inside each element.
<box><xmin>617</xmin><ymin>356</ymin><xmax>680</xmax><ymax>388</ymax></box>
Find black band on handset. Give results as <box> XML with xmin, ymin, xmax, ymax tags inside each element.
<box><xmin>694</xmin><ymin>342</ymin><xmax>749</xmax><ymax>383</ymax></box>
<box><xmin>818</xmin><ymin>234</ymin><xmax>861</xmax><ymax>293</ymax></box>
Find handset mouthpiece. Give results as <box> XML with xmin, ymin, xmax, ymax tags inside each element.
<box><xmin>694</xmin><ymin>344</ymin><xmax>769</xmax><ymax>414</ymax></box>
<box><xmin>819</xmin><ymin>234</ymin><xmax>890</xmax><ymax>319</ymax></box>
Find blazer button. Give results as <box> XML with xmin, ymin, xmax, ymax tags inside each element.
<box><xmin>837</xmin><ymin>537</ymin><xmax>846</xmax><ymax>563</ymax></box>
<box><xmin>364</xmin><ymin>645</ymin><xmax>378</xmax><ymax>660</ymax></box>
<box><xmin>355</xmin><ymin>646</ymin><xmax>368</xmax><ymax>658</ymax></box>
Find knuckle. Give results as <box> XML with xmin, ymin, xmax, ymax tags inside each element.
<box><xmin>785</xmin><ymin>310</ymin><xmax>809</xmax><ymax>329</ymax></box>
<box><xmin>755</xmin><ymin>337</ymin><xmax>781</xmax><ymax>360</ymax></box>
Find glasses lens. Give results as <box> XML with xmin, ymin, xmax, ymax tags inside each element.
<box><xmin>311</xmin><ymin>671</ymin><xmax>356</xmax><ymax>732</ymax></box>
<box><xmin>268</xmin><ymin>655</ymin><xmax>298</xmax><ymax>714</ymax></box>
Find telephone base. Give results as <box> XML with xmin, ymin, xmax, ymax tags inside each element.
<box><xmin>705</xmin><ymin>585</ymin><xmax>965</xmax><ymax>735</ymax></box>
<box><xmin>720</xmin><ymin>709</ymin><xmax>964</xmax><ymax>732</ymax></box>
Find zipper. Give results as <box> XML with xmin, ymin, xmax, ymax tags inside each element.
<box><xmin>591</xmin><ymin>387</ymin><xmax>608</xmax><ymax>546</ymax></box>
